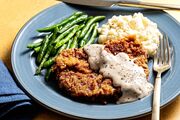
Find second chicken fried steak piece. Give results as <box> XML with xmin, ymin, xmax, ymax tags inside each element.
<box><xmin>53</xmin><ymin>36</ymin><xmax>149</xmax><ymax>103</ymax></box>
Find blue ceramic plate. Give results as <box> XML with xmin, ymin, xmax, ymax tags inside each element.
<box><xmin>11</xmin><ymin>3</ymin><xmax>180</xmax><ymax>119</ymax></box>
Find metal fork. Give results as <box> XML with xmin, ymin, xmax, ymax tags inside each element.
<box><xmin>151</xmin><ymin>35</ymin><xmax>171</xmax><ymax>120</ymax></box>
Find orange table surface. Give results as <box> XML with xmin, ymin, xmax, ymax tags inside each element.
<box><xmin>0</xmin><ymin>0</ymin><xmax>179</xmax><ymax>120</ymax></box>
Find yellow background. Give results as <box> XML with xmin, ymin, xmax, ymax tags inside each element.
<box><xmin>0</xmin><ymin>0</ymin><xmax>179</xmax><ymax>120</ymax></box>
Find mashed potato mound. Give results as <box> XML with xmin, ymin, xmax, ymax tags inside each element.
<box><xmin>98</xmin><ymin>13</ymin><xmax>162</xmax><ymax>56</ymax></box>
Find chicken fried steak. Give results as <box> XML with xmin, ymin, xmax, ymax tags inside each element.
<box><xmin>52</xmin><ymin>36</ymin><xmax>149</xmax><ymax>103</ymax></box>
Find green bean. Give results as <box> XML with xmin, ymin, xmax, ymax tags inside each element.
<box><xmin>70</xmin><ymin>31</ymin><xmax>81</xmax><ymax>48</ymax></box>
<box><xmin>76</xmin><ymin>30</ymin><xmax>81</xmax><ymax>37</ymax></box>
<box><xmin>51</xmin><ymin>27</ymin><xmax>59</xmax><ymax>41</ymax></box>
<box><xmin>86</xmin><ymin>22</ymin><xmax>99</xmax><ymax>45</ymax></box>
<box><xmin>35</xmin><ymin>45</ymin><xmax>53</xmax><ymax>75</ymax></box>
<box><xmin>43</xmin><ymin>44</ymin><xmax>67</xmax><ymax>68</ymax></box>
<box><xmin>77</xmin><ymin>24</ymin><xmax>85</xmax><ymax>31</ymax></box>
<box><xmin>53</xmin><ymin>25</ymin><xmax>78</xmax><ymax>44</ymax></box>
<box><xmin>34</xmin><ymin>46</ymin><xmax>41</xmax><ymax>53</ymax></box>
<box><xmin>37</xmin><ymin>11</ymin><xmax>83</xmax><ymax>32</ymax></box>
<box><xmin>59</xmin><ymin>15</ymin><xmax>88</xmax><ymax>33</ymax></box>
<box><xmin>37</xmin><ymin>34</ymin><xmax>51</xmax><ymax>64</ymax></box>
<box><xmin>45</xmin><ymin>68</ymin><xmax>52</xmax><ymax>81</ymax></box>
<box><xmin>88</xmin><ymin>16</ymin><xmax>93</xmax><ymax>19</ymax></box>
<box><xmin>79</xmin><ymin>16</ymin><xmax>105</xmax><ymax>39</ymax></box>
<box><xmin>40</xmin><ymin>27</ymin><xmax>65</xmax><ymax>69</ymax></box>
<box><xmin>27</xmin><ymin>41</ymin><xmax>42</xmax><ymax>49</ymax></box>
<box><xmin>55</xmin><ymin>25</ymin><xmax>79</xmax><ymax>49</ymax></box>
<box><xmin>49</xmin><ymin>27</ymin><xmax>59</xmax><ymax>56</ymax></box>
<box><xmin>58</xmin><ymin>26</ymin><xmax>62</xmax><ymax>31</ymax></box>
<box><xmin>79</xmin><ymin>23</ymin><xmax>96</xmax><ymax>47</ymax></box>
<box><xmin>84</xmin><ymin>16</ymin><xmax>93</xmax><ymax>24</ymax></box>
<box><xmin>66</xmin><ymin>39</ymin><xmax>73</xmax><ymax>49</ymax></box>
<box><xmin>70</xmin><ymin>37</ymin><xmax>78</xmax><ymax>49</ymax></box>
<box><xmin>50</xmin><ymin>48</ymin><xmax>57</xmax><ymax>56</ymax></box>
<box><xmin>43</xmin><ymin>57</ymin><xmax>55</xmax><ymax>68</ymax></box>
<box><xmin>57</xmin><ymin>43</ymin><xmax>68</xmax><ymax>53</ymax></box>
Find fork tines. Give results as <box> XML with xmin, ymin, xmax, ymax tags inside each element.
<box><xmin>154</xmin><ymin>35</ymin><xmax>171</xmax><ymax>68</ymax></box>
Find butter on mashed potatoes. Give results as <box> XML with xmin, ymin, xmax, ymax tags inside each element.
<box><xmin>98</xmin><ymin>13</ymin><xmax>162</xmax><ymax>56</ymax></box>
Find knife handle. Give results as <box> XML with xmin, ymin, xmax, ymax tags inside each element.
<box><xmin>115</xmin><ymin>1</ymin><xmax>180</xmax><ymax>10</ymax></box>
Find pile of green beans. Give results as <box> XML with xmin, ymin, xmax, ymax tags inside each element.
<box><xmin>27</xmin><ymin>11</ymin><xmax>105</xmax><ymax>80</ymax></box>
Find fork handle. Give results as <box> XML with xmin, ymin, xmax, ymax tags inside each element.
<box><xmin>152</xmin><ymin>73</ymin><xmax>161</xmax><ymax>120</ymax></box>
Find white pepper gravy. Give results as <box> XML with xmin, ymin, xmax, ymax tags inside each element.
<box><xmin>84</xmin><ymin>44</ymin><xmax>153</xmax><ymax>103</ymax></box>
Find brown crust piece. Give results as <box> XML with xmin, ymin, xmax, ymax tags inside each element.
<box><xmin>59</xmin><ymin>71</ymin><xmax>115</xmax><ymax>96</ymax></box>
<box><xmin>54</xmin><ymin>48</ymin><xmax>91</xmax><ymax>74</ymax></box>
<box><xmin>104</xmin><ymin>35</ymin><xmax>149</xmax><ymax>77</ymax></box>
